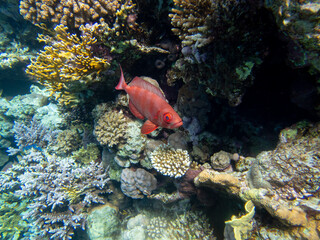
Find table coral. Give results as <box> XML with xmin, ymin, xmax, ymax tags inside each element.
<box><xmin>94</xmin><ymin>109</ymin><xmax>127</xmax><ymax>147</ymax></box>
<box><xmin>19</xmin><ymin>0</ymin><xmax>122</xmax><ymax>28</ymax></box>
<box><xmin>150</xmin><ymin>144</ymin><xmax>191</xmax><ymax>178</ymax></box>
<box><xmin>26</xmin><ymin>24</ymin><xmax>110</xmax><ymax>106</ymax></box>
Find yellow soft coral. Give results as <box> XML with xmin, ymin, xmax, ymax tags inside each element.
<box><xmin>26</xmin><ymin>24</ymin><xmax>110</xmax><ymax>105</ymax></box>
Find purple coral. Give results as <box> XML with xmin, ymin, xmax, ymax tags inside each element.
<box><xmin>7</xmin><ymin>118</ymin><xmax>60</xmax><ymax>155</ymax></box>
<box><xmin>8</xmin><ymin>149</ymin><xmax>111</xmax><ymax>240</ymax></box>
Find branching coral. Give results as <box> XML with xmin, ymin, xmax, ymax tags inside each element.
<box><xmin>150</xmin><ymin>144</ymin><xmax>191</xmax><ymax>178</ymax></box>
<box><xmin>14</xmin><ymin>149</ymin><xmax>111</xmax><ymax>239</ymax></box>
<box><xmin>25</xmin><ymin>24</ymin><xmax>110</xmax><ymax>106</ymax></box>
<box><xmin>94</xmin><ymin>109</ymin><xmax>127</xmax><ymax>147</ymax></box>
<box><xmin>7</xmin><ymin>118</ymin><xmax>60</xmax><ymax>156</ymax></box>
<box><xmin>19</xmin><ymin>0</ymin><xmax>122</xmax><ymax>28</ymax></box>
<box><xmin>169</xmin><ymin>0</ymin><xmax>216</xmax><ymax>47</ymax></box>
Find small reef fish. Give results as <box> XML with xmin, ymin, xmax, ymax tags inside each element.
<box><xmin>115</xmin><ymin>66</ymin><xmax>183</xmax><ymax>134</ymax></box>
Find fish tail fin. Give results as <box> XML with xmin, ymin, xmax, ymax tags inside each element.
<box><xmin>115</xmin><ymin>65</ymin><xmax>127</xmax><ymax>90</ymax></box>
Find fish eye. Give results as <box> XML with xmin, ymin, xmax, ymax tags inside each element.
<box><xmin>163</xmin><ymin>112</ymin><xmax>172</xmax><ymax>123</ymax></box>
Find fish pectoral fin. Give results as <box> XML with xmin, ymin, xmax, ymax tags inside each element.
<box><xmin>141</xmin><ymin>120</ymin><xmax>158</xmax><ymax>134</ymax></box>
<box><xmin>129</xmin><ymin>100</ymin><xmax>144</xmax><ymax>120</ymax></box>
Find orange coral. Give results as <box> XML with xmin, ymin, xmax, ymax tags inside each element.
<box><xmin>26</xmin><ymin>24</ymin><xmax>110</xmax><ymax>105</ymax></box>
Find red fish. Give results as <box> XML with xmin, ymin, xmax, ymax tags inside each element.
<box><xmin>115</xmin><ymin>66</ymin><xmax>183</xmax><ymax>134</ymax></box>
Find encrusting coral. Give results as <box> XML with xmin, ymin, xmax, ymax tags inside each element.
<box><xmin>19</xmin><ymin>0</ymin><xmax>122</xmax><ymax>28</ymax></box>
<box><xmin>25</xmin><ymin>24</ymin><xmax>110</xmax><ymax>106</ymax></box>
<box><xmin>94</xmin><ymin>109</ymin><xmax>127</xmax><ymax>147</ymax></box>
<box><xmin>150</xmin><ymin>144</ymin><xmax>191</xmax><ymax>178</ymax></box>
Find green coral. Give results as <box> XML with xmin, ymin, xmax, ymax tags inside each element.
<box><xmin>72</xmin><ymin>143</ymin><xmax>101</xmax><ymax>165</ymax></box>
<box><xmin>0</xmin><ymin>192</ymin><xmax>30</xmax><ymax>240</ymax></box>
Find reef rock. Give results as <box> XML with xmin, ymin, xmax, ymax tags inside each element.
<box><xmin>195</xmin><ymin>122</ymin><xmax>320</xmax><ymax>239</ymax></box>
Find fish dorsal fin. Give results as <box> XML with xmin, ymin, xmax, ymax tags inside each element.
<box><xmin>129</xmin><ymin>77</ymin><xmax>166</xmax><ymax>101</ymax></box>
<box><xmin>141</xmin><ymin>120</ymin><xmax>158</xmax><ymax>134</ymax></box>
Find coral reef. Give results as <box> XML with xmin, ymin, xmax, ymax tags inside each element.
<box><xmin>72</xmin><ymin>143</ymin><xmax>101</xmax><ymax>165</ymax></box>
<box><xmin>7</xmin><ymin>118</ymin><xmax>60</xmax><ymax>155</ymax></box>
<box><xmin>195</xmin><ymin>122</ymin><xmax>320</xmax><ymax>239</ymax></box>
<box><xmin>145</xmin><ymin>211</ymin><xmax>215</xmax><ymax>239</ymax></box>
<box><xmin>150</xmin><ymin>144</ymin><xmax>191</xmax><ymax>178</ymax></box>
<box><xmin>0</xmin><ymin>192</ymin><xmax>29</xmax><ymax>240</ymax></box>
<box><xmin>50</xmin><ymin>128</ymin><xmax>82</xmax><ymax>156</ymax></box>
<box><xmin>0</xmin><ymin>41</ymin><xmax>34</xmax><ymax>69</ymax></box>
<box><xmin>169</xmin><ymin>0</ymin><xmax>216</xmax><ymax>48</ymax></box>
<box><xmin>116</xmin><ymin>121</ymin><xmax>146</xmax><ymax>165</ymax></box>
<box><xmin>94</xmin><ymin>109</ymin><xmax>127</xmax><ymax>147</ymax></box>
<box><xmin>265</xmin><ymin>0</ymin><xmax>320</xmax><ymax>71</ymax></box>
<box><xmin>224</xmin><ymin>200</ymin><xmax>255</xmax><ymax>240</ymax></box>
<box><xmin>26</xmin><ymin>24</ymin><xmax>111</xmax><ymax>106</ymax></box>
<box><xmin>19</xmin><ymin>0</ymin><xmax>123</xmax><ymax>28</ymax></box>
<box><xmin>1</xmin><ymin>149</ymin><xmax>111</xmax><ymax>239</ymax></box>
<box><xmin>86</xmin><ymin>203</ymin><xmax>120</xmax><ymax>240</ymax></box>
<box><xmin>120</xmin><ymin>168</ymin><xmax>157</xmax><ymax>199</ymax></box>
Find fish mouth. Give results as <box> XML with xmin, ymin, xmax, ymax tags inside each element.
<box><xmin>171</xmin><ymin>121</ymin><xmax>183</xmax><ymax>129</ymax></box>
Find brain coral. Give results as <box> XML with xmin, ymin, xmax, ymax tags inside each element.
<box><xmin>150</xmin><ymin>145</ymin><xmax>191</xmax><ymax>178</ymax></box>
<box><xmin>94</xmin><ymin>109</ymin><xmax>127</xmax><ymax>147</ymax></box>
<box><xmin>19</xmin><ymin>0</ymin><xmax>122</xmax><ymax>28</ymax></box>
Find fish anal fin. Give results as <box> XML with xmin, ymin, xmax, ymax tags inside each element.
<box><xmin>129</xmin><ymin>100</ymin><xmax>144</xmax><ymax>120</ymax></box>
<box><xmin>129</xmin><ymin>77</ymin><xmax>166</xmax><ymax>101</ymax></box>
<box><xmin>141</xmin><ymin>120</ymin><xmax>158</xmax><ymax>134</ymax></box>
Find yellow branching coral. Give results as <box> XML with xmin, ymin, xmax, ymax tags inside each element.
<box><xmin>94</xmin><ymin>109</ymin><xmax>127</xmax><ymax>147</ymax></box>
<box><xmin>169</xmin><ymin>0</ymin><xmax>216</xmax><ymax>47</ymax></box>
<box><xmin>19</xmin><ymin>0</ymin><xmax>121</xmax><ymax>28</ymax></box>
<box><xmin>150</xmin><ymin>144</ymin><xmax>191</xmax><ymax>178</ymax></box>
<box><xmin>26</xmin><ymin>24</ymin><xmax>110</xmax><ymax>105</ymax></box>
<box><xmin>225</xmin><ymin>200</ymin><xmax>255</xmax><ymax>240</ymax></box>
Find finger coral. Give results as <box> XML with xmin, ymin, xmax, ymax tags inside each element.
<box><xmin>169</xmin><ymin>0</ymin><xmax>216</xmax><ymax>48</ymax></box>
<box><xmin>94</xmin><ymin>109</ymin><xmax>127</xmax><ymax>147</ymax></box>
<box><xmin>19</xmin><ymin>0</ymin><xmax>121</xmax><ymax>28</ymax></box>
<box><xmin>25</xmin><ymin>24</ymin><xmax>111</xmax><ymax>106</ymax></box>
<box><xmin>150</xmin><ymin>144</ymin><xmax>191</xmax><ymax>178</ymax></box>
